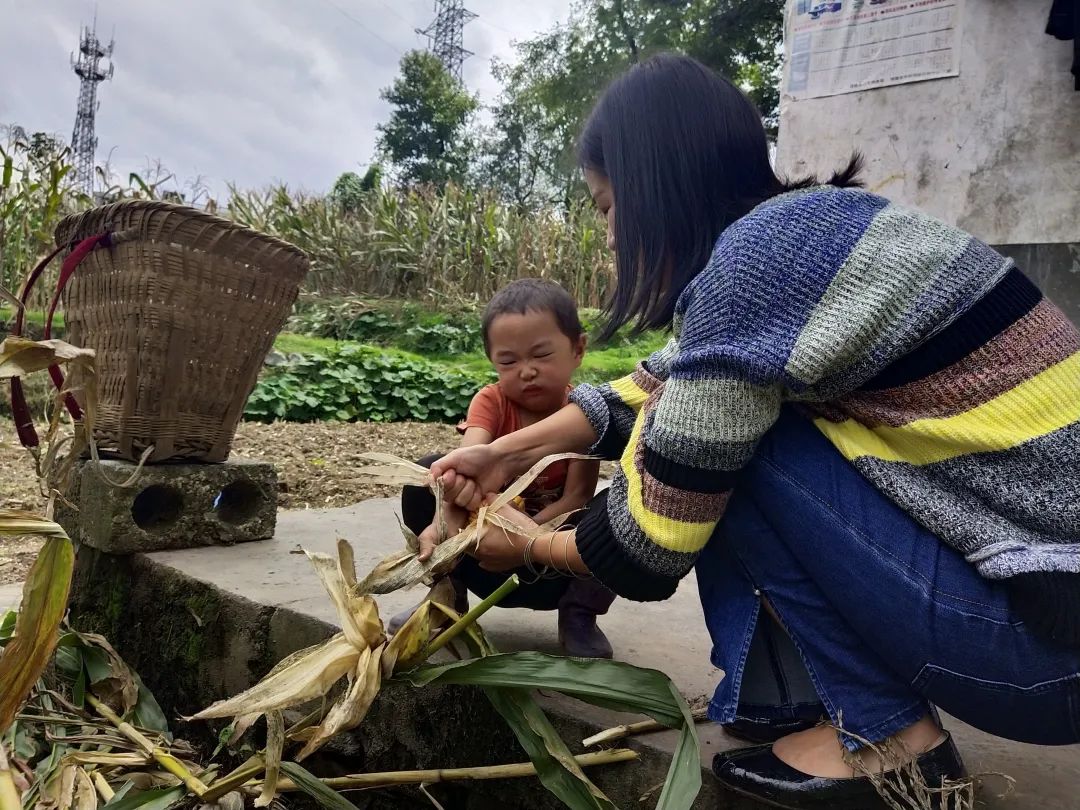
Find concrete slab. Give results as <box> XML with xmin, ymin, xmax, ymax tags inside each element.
<box><xmin>144</xmin><ymin>498</ymin><xmax>1080</xmax><ymax>808</ymax></box>
<box><xmin>55</xmin><ymin>458</ymin><xmax>277</xmax><ymax>553</ymax></box>
<box><xmin>0</xmin><ymin>583</ymin><xmax>21</xmax><ymax>612</ymax></box>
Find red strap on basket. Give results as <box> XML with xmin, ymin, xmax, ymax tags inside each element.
<box><xmin>8</xmin><ymin>233</ymin><xmax>110</xmax><ymax>448</ymax></box>
<box><xmin>9</xmin><ymin>244</ymin><xmax>66</xmax><ymax>448</ymax></box>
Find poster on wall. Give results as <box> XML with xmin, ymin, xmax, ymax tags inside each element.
<box><xmin>785</xmin><ymin>0</ymin><xmax>964</xmax><ymax>100</ymax></box>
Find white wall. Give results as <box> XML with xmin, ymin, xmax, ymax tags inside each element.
<box><xmin>776</xmin><ymin>1</ymin><xmax>1080</xmax><ymax>245</ymax></box>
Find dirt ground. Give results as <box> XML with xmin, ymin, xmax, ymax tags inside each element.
<box><xmin>1</xmin><ymin>418</ymin><xmax>616</xmax><ymax>585</ymax></box>
<box><xmin>1</xmin><ymin>419</ymin><xmax>614</xmax><ymax>585</ymax></box>
<box><xmin>0</xmin><ymin>419</ymin><xmax>459</xmax><ymax>585</ymax></box>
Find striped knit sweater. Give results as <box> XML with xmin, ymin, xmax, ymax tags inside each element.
<box><xmin>571</xmin><ymin>186</ymin><xmax>1080</xmax><ymax>628</ymax></box>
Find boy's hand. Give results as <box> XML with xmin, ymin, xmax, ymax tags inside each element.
<box><xmin>417</xmin><ymin>504</ymin><xmax>469</xmax><ymax>562</ymax></box>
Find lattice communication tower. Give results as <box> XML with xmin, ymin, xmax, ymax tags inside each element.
<box><xmin>416</xmin><ymin>0</ymin><xmax>477</xmax><ymax>82</ymax></box>
<box><xmin>70</xmin><ymin>19</ymin><xmax>115</xmax><ymax>195</ymax></box>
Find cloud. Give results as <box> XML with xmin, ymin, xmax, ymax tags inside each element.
<box><xmin>0</xmin><ymin>0</ymin><xmax>567</xmax><ymax>199</ymax></box>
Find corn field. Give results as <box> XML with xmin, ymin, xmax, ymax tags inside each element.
<box><xmin>0</xmin><ymin>134</ymin><xmax>87</xmax><ymax>307</ymax></box>
<box><xmin>227</xmin><ymin>183</ymin><xmax>613</xmax><ymax>308</ymax></box>
<box><xmin>0</xmin><ymin>132</ymin><xmax>614</xmax><ymax>311</ymax></box>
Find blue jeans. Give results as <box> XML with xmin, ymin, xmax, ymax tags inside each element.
<box><xmin>697</xmin><ymin>409</ymin><xmax>1080</xmax><ymax>749</ymax></box>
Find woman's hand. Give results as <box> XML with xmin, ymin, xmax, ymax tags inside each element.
<box><xmin>430</xmin><ymin>444</ymin><xmax>513</xmax><ymax>511</ymax></box>
<box><xmin>471</xmin><ymin>504</ymin><xmax>540</xmax><ymax>572</ymax></box>
<box><xmin>431</xmin><ymin>404</ymin><xmax>599</xmax><ymax>510</ymax></box>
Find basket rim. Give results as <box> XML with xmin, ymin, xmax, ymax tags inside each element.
<box><xmin>54</xmin><ymin>198</ymin><xmax>308</xmax><ymax>264</ymax></box>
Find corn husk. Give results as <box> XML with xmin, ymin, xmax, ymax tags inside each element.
<box><xmin>254</xmin><ymin>712</ymin><xmax>283</xmax><ymax>808</ymax></box>
<box><xmin>354</xmin><ymin>452</ymin><xmax>592</xmax><ymax>595</ymax></box>
<box><xmin>192</xmin><ymin>540</ymin><xmax>401</xmax><ymax>765</ymax></box>
<box><xmin>0</xmin><ymin>337</ymin><xmax>94</xmax><ymax>380</ymax></box>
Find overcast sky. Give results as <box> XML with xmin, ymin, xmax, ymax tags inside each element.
<box><xmin>0</xmin><ymin>0</ymin><xmax>570</xmax><ymax>199</ymax></box>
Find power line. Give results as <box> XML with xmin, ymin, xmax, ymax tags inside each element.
<box><xmin>368</xmin><ymin>0</ymin><xmax>413</xmax><ymax>26</ymax></box>
<box><xmin>475</xmin><ymin>16</ymin><xmax>517</xmax><ymax>35</ymax></box>
<box><xmin>319</xmin><ymin>0</ymin><xmax>402</xmax><ymax>56</ymax></box>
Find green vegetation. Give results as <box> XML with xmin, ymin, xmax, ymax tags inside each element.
<box><xmin>253</xmin><ymin>310</ymin><xmax>666</xmax><ymax>424</ymax></box>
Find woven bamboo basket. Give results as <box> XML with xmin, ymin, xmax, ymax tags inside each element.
<box><xmin>54</xmin><ymin>200</ymin><xmax>309</xmax><ymax>463</ymax></box>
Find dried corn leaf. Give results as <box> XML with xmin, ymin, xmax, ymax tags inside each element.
<box><xmin>0</xmin><ymin>511</ymin><xmax>69</xmax><ymax>538</ymax></box>
<box><xmin>349</xmin><ymin>469</ymin><xmax>427</xmax><ymax>487</ymax></box>
<box><xmin>40</xmin><ymin>763</ymin><xmax>78</xmax><ymax>810</ymax></box>
<box><xmin>60</xmin><ymin>753</ymin><xmax>147</xmax><ymax>768</ymax></box>
<box><xmin>304</xmin><ymin>548</ymin><xmax>384</xmax><ymax>650</ymax></box>
<box><xmin>0</xmin><ymin>338</ymin><xmax>94</xmax><ymax>380</ymax></box>
<box><xmin>255</xmin><ymin>711</ymin><xmax>284</xmax><ymax>808</ymax></box>
<box><xmin>191</xmin><ymin>634</ymin><xmax>358</xmax><ymax>720</ymax></box>
<box><xmin>73</xmin><ymin>768</ymin><xmax>96</xmax><ymax>810</ymax></box>
<box><xmin>483</xmin><ymin>512</ymin><xmax>535</xmax><ymax>540</ymax></box>
<box><xmin>0</xmin><ymin>284</ymin><xmax>22</xmax><ymax>312</ymax></box>
<box><xmin>356</xmin><ymin>527</ymin><xmax>478</xmax><ymax>596</ymax></box>
<box><xmin>433</xmin><ymin>479</ymin><xmax>447</xmax><ymax>542</ymax></box>
<box><xmin>395</xmin><ymin>515</ymin><xmax>421</xmax><ymax>556</ymax></box>
<box><xmin>297</xmin><ymin>644</ymin><xmax>383</xmax><ymax>761</ymax></box>
<box><xmin>114</xmin><ymin>772</ymin><xmax>181</xmax><ymax>791</ymax></box>
<box><xmin>0</xmin><ymin>515</ymin><xmax>73</xmax><ymax>733</ymax></box>
<box><xmin>337</xmin><ymin>539</ymin><xmax>357</xmax><ymax>588</ymax></box>
<box><xmin>357</xmin><ymin>453</ymin><xmax>430</xmax><ymax>474</ymax></box>
<box><xmin>354</xmin><ymin>452</ymin><xmax>592</xmax><ymax>597</ymax></box>
<box><xmin>489</xmin><ymin>453</ymin><xmax>593</xmax><ymax>511</ymax></box>
<box><xmin>383</xmin><ymin>602</ymin><xmax>437</xmax><ymax>676</ymax></box>
<box><xmin>72</xmin><ymin>632</ymin><xmax>139</xmax><ymax>717</ymax></box>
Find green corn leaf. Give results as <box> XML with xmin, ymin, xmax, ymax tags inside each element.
<box><xmin>278</xmin><ymin>761</ymin><xmax>360</xmax><ymax>810</ymax></box>
<box><xmin>403</xmin><ymin>651</ymin><xmax>701</xmax><ymax>810</ymax></box>
<box><xmin>102</xmin><ymin>784</ymin><xmax>185</xmax><ymax>810</ymax></box>
<box><xmin>423</xmin><ymin>605</ymin><xmax>617</xmax><ymax>810</ymax></box>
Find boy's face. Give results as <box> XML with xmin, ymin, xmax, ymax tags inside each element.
<box><xmin>487</xmin><ymin>309</ymin><xmax>586</xmax><ymax>414</ymax></box>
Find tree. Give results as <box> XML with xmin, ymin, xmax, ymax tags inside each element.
<box><xmin>480</xmin><ymin>0</ymin><xmax>784</xmax><ymax>206</ymax></box>
<box><xmin>474</xmin><ymin>57</ymin><xmax>570</xmax><ymax>209</ymax></box>
<box><xmin>376</xmin><ymin>51</ymin><xmax>479</xmax><ymax>187</ymax></box>
<box><xmin>330</xmin><ymin>171</ymin><xmax>366</xmax><ymax>213</ymax></box>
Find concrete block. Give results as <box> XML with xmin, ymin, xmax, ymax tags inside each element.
<box><xmin>56</xmin><ymin>458</ymin><xmax>276</xmax><ymax>553</ymax></box>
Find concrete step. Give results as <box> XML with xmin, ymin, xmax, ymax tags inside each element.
<box><xmin>65</xmin><ymin>497</ymin><xmax>1080</xmax><ymax>808</ymax></box>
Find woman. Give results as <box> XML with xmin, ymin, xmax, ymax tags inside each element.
<box><xmin>429</xmin><ymin>54</ymin><xmax>1080</xmax><ymax>808</ymax></box>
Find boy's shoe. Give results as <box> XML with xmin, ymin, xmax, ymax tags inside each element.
<box><xmin>558</xmin><ymin>579</ymin><xmax>616</xmax><ymax>658</ymax></box>
<box><xmin>388</xmin><ymin>576</ymin><xmax>468</xmax><ymax>635</ymax></box>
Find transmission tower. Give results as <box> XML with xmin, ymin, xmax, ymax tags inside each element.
<box><xmin>416</xmin><ymin>0</ymin><xmax>477</xmax><ymax>83</ymax></box>
<box><xmin>70</xmin><ymin>18</ymin><xmax>114</xmax><ymax>196</ymax></box>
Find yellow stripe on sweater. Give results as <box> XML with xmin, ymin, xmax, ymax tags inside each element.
<box><xmin>609</xmin><ymin>374</ymin><xmax>650</xmax><ymax>412</ymax></box>
<box><xmin>620</xmin><ymin>412</ymin><xmax>716</xmax><ymax>554</ymax></box>
<box><xmin>815</xmin><ymin>350</ymin><xmax>1080</xmax><ymax>465</ymax></box>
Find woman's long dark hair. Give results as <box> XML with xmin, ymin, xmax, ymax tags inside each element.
<box><xmin>578</xmin><ymin>53</ymin><xmax>861</xmax><ymax>338</ymax></box>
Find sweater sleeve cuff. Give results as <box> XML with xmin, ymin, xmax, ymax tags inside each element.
<box><xmin>569</xmin><ymin>384</ymin><xmax>625</xmax><ymax>461</ymax></box>
<box><xmin>574</xmin><ymin>490</ymin><xmax>679</xmax><ymax>602</ymax></box>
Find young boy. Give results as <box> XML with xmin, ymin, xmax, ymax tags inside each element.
<box><xmin>392</xmin><ymin>279</ymin><xmax>615</xmax><ymax>658</ymax></box>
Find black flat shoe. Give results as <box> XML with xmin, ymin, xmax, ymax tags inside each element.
<box><xmin>712</xmin><ymin>732</ymin><xmax>965</xmax><ymax>809</ymax></box>
<box><xmin>723</xmin><ymin>716</ymin><xmax>821</xmax><ymax>745</ymax></box>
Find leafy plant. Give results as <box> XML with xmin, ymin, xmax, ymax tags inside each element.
<box><xmin>244</xmin><ymin>344</ymin><xmax>491</xmax><ymax>424</ymax></box>
<box><xmin>402</xmin><ymin>321</ymin><xmax>481</xmax><ymax>355</ymax></box>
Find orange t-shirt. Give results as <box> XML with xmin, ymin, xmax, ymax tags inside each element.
<box><xmin>457</xmin><ymin>384</ymin><xmax>571</xmax><ymax>511</ymax></box>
